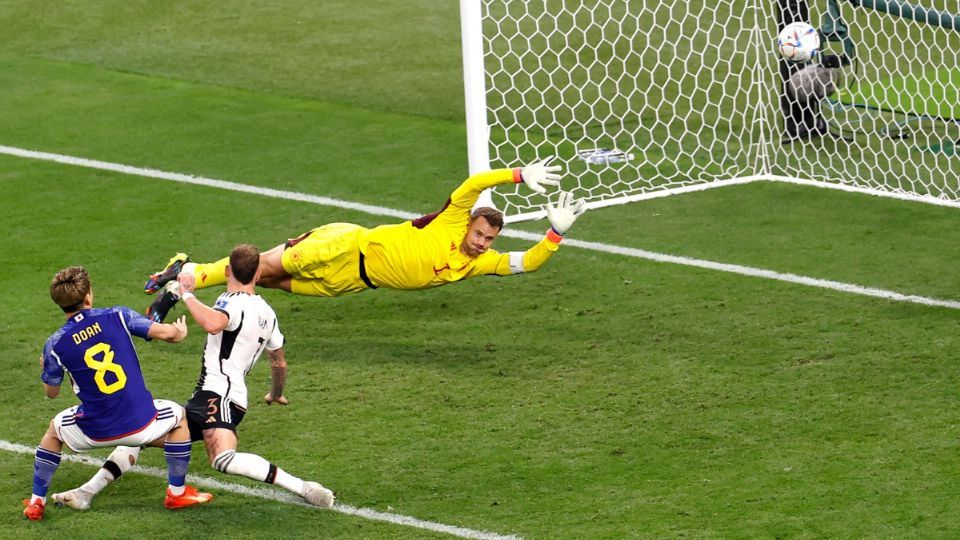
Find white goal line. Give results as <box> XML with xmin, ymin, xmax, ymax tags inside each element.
<box><xmin>0</xmin><ymin>440</ymin><xmax>521</xmax><ymax>540</ymax></box>
<box><xmin>1</xmin><ymin>143</ymin><xmax>959</xmax><ymax>311</ymax></box>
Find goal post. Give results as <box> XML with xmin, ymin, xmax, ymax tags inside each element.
<box><xmin>460</xmin><ymin>0</ymin><xmax>960</xmax><ymax>222</ymax></box>
<box><xmin>461</xmin><ymin>0</ymin><xmax>492</xmax><ymax>178</ymax></box>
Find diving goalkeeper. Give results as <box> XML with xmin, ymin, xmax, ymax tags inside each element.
<box><xmin>145</xmin><ymin>158</ymin><xmax>587</xmax><ymax>321</ymax></box>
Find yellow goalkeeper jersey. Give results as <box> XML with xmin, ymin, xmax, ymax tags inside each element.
<box><xmin>358</xmin><ymin>168</ymin><xmax>561</xmax><ymax>291</ymax></box>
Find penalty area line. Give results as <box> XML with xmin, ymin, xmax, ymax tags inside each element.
<box><xmin>1</xmin><ymin>143</ymin><xmax>959</xmax><ymax>311</ymax></box>
<box><xmin>0</xmin><ymin>440</ymin><xmax>521</xmax><ymax>540</ymax></box>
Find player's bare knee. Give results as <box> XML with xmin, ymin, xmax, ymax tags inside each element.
<box><xmin>168</xmin><ymin>416</ymin><xmax>189</xmax><ymax>439</ymax></box>
<box><xmin>44</xmin><ymin>419</ymin><xmax>62</xmax><ymax>443</ymax></box>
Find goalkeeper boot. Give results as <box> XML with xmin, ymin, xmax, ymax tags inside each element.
<box><xmin>164</xmin><ymin>485</ymin><xmax>214</xmax><ymax>510</ymax></box>
<box><xmin>144</xmin><ymin>253</ymin><xmax>189</xmax><ymax>294</ymax></box>
<box><xmin>146</xmin><ymin>282</ymin><xmax>180</xmax><ymax>323</ymax></box>
<box><xmin>51</xmin><ymin>487</ymin><xmax>94</xmax><ymax>510</ymax></box>
<box><xmin>22</xmin><ymin>498</ymin><xmax>44</xmax><ymax>521</ymax></box>
<box><xmin>301</xmin><ymin>481</ymin><xmax>335</xmax><ymax>508</ymax></box>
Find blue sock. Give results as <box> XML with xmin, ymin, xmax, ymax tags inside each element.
<box><xmin>164</xmin><ymin>441</ymin><xmax>192</xmax><ymax>488</ymax></box>
<box><xmin>32</xmin><ymin>446</ymin><xmax>62</xmax><ymax>498</ymax></box>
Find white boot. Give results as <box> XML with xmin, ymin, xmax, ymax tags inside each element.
<box><xmin>51</xmin><ymin>487</ymin><xmax>95</xmax><ymax>510</ymax></box>
<box><xmin>301</xmin><ymin>481</ymin><xmax>335</xmax><ymax>508</ymax></box>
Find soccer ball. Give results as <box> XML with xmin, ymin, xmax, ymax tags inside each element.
<box><xmin>778</xmin><ymin>22</ymin><xmax>820</xmax><ymax>63</ymax></box>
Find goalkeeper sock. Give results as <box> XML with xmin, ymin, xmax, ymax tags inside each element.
<box><xmin>188</xmin><ymin>258</ymin><xmax>229</xmax><ymax>289</ymax></box>
<box><xmin>213</xmin><ymin>450</ymin><xmax>303</xmax><ymax>495</ymax></box>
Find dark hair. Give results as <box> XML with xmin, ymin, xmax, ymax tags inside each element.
<box><xmin>470</xmin><ymin>207</ymin><xmax>504</xmax><ymax>231</ymax></box>
<box><xmin>229</xmin><ymin>244</ymin><xmax>261</xmax><ymax>285</ymax></box>
<box><xmin>51</xmin><ymin>266</ymin><xmax>90</xmax><ymax>313</ymax></box>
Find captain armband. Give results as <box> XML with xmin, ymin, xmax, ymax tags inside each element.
<box><xmin>508</xmin><ymin>251</ymin><xmax>526</xmax><ymax>274</ymax></box>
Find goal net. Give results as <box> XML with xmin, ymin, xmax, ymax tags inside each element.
<box><xmin>460</xmin><ymin>0</ymin><xmax>960</xmax><ymax>222</ymax></box>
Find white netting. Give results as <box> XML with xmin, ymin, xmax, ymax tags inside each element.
<box><xmin>783</xmin><ymin>0</ymin><xmax>960</xmax><ymax>199</ymax></box>
<box><xmin>469</xmin><ymin>0</ymin><xmax>960</xmax><ymax>220</ymax></box>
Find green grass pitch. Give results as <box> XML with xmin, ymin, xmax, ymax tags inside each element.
<box><xmin>2</xmin><ymin>1</ymin><xmax>960</xmax><ymax>538</ymax></box>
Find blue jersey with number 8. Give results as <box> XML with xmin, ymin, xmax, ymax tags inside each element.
<box><xmin>42</xmin><ymin>307</ymin><xmax>158</xmax><ymax>440</ymax></box>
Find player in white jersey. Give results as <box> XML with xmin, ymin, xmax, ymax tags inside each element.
<box><xmin>192</xmin><ymin>287</ymin><xmax>282</xmax><ymax>412</ymax></box>
<box><xmin>52</xmin><ymin>245</ymin><xmax>334</xmax><ymax>510</ymax></box>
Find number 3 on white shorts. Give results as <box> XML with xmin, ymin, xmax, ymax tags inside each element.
<box><xmin>83</xmin><ymin>342</ymin><xmax>127</xmax><ymax>394</ymax></box>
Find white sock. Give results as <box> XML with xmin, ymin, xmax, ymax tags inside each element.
<box><xmin>167</xmin><ymin>484</ymin><xmax>185</xmax><ymax>496</ymax></box>
<box><xmin>81</xmin><ymin>469</ymin><xmax>114</xmax><ymax>494</ymax></box>
<box><xmin>215</xmin><ymin>450</ymin><xmax>269</xmax><ymax>480</ymax></box>
<box><xmin>182</xmin><ymin>262</ymin><xmax>197</xmax><ymax>276</ymax></box>
<box><xmin>83</xmin><ymin>446</ymin><xmax>141</xmax><ymax>494</ymax></box>
<box><xmin>213</xmin><ymin>450</ymin><xmax>303</xmax><ymax>495</ymax></box>
<box><xmin>273</xmin><ymin>468</ymin><xmax>305</xmax><ymax>496</ymax></box>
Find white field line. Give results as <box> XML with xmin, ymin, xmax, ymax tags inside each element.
<box><xmin>768</xmin><ymin>175</ymin><xmax>960</xmax><ymax>210</ymax></box>
<box><xmin>2</xmin><ymin>144</ymin><xmax>959</xmax><ymax>310</ymax></box>
<box><xmin>0</xmin><ymin>440</ymin><xmax>521</xmax><ymax>540</ymax></box>
<box><xmin>0</xmin><ymin>145</ymin><xmax>418</xmax><ymax>221</ymax></box>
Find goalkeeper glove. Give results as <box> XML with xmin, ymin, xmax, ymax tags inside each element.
<box><xmin>546</xmin><ymin>191</ymin><xmax>587</xmax><ymax>236</ymax></box>
<box><xmin>518</xmin><ymin>156</ymin><xmax>562</xmax><ymax>194</ymax></box>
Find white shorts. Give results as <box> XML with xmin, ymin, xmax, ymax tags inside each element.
<box><xmin>53</xmin><ymin>399</ymin><xmax>184</xmax><ymax>453</ymax></box>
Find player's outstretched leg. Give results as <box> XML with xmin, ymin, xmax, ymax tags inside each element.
<box><xmin>52</xmin><ymin>445</ymin><xmax>142</xmax><ymax>511</ymax></box>
<box><xmin>144</xmin><ymin>253</ymin><xmax>189</xmax><ymax>294</ymax></box>
<box><xmin>211</xmin><ymin>449</ymin><xmax>335</xmax><ymax>508</ymax></box>
<box><xmin>146</xmin><ymin>282</ymin><xmax>180</xmax><ymax>323</ymax></box>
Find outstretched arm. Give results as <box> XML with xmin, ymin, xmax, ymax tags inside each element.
<box><xmin>445</xmin><ymin>157</ymin><xmax>564</xmax><ymax>217</ymax></box>
<box><xmin>482</xmin><ymin>190</ymin><xmax>588</xmax><ymax>276</ymax></box>
<box><xmin>177</xmin><ymin>273</ymin><xmax>229</xmax><ymax>334</ymax></box>
<box><xmin>146</xmin><ymin>316</ymin><xmax>189</xmax><ymax>343</ymax></box>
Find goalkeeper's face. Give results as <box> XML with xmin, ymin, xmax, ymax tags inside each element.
<box><xmin>461</xmin><ymin>218</ymin><xmax>500</xmax><ymax>257</ymax></box>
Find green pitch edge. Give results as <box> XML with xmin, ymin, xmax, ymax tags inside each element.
<box><xmin>832</xmin><ymin>68</ymin><xmax>960</xmax><ymax>120</ymax></box>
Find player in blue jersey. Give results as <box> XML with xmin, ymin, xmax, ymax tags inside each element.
<box><xmin>52</xmin><ymin>246</ymin><xmax>335</xmax><ymax>511</ymax></box>
<box><xmin>22</xmin><ymin>266</ymin><xmax>214</xmax><ymax>521</ymax></box>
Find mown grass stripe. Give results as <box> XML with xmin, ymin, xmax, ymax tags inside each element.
<box><xmin>2</xmin><ymin>143</ymin><xmax>958</xmax><ymax>310</ymax></box>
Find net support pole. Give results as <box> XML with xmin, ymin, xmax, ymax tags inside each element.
<box><xmin>848</xmin><ymin>0</ymin><xmax>960</xmax><ymax>32</ymax></box>
<box><xmin>460</xmin><ymin>0</ymin><xmax>496</xmax><ymax>209</ymax></box>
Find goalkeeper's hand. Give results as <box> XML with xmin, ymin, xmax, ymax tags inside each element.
<box><xmin>546</xmin><ymin>191</ymin><xmax>587</xmax><ymax>236</ymax></box>
<box><xmin>520</xmin><ymin>156</ymin><xmax>562</xmax><ymax>194</ymax></box>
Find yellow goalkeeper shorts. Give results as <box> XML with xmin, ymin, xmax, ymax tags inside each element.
<box><xmin>281</xmin><ymin>223</ymin><xmax>371</xmax><ymax>297</ymax></box>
